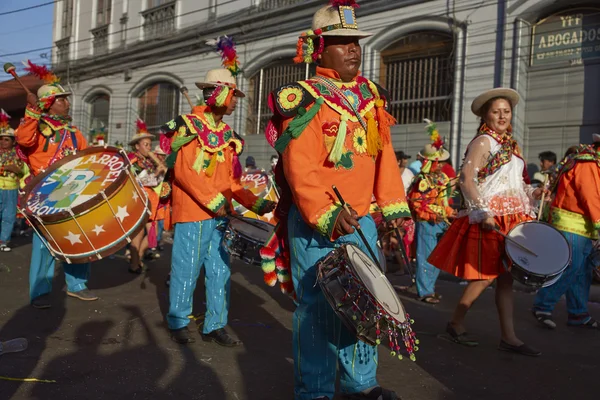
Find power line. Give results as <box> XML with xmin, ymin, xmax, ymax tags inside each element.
<box><xmin>0</xmin><ymin>0</ymin><xmax>57</xmax><ymax>17</ymax></box>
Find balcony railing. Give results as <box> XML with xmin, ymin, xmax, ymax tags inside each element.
<box><xmin>142</xmin><ymin>1</ymin><xmax>176</xmax><ymax>40</ymax></box>
<box><xmin>55</xmin><ymin>37</ymin><xmax>70</xmax><ymax>66</ymax></box>
<box><xmin>91</xmin><ymin>25</ymin><xmax>109</xmax><ymax>55</ymax></box>
<box><xmin>258</xmin><ymin>0</ymin><xmax>305</xmax><ymax>11</ymax></box>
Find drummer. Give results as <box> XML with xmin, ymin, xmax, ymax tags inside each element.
<box><xmin>266</xmin><ymin>2</ymin><xmax>410</xmax><ymax>398</ymax></box>
<box><xmin>15</xmin><ymin>61</ymin><xmax>97</xmax><ymax>308</ymax></box>
<box><xmin>428</xmin><ymin>88</ymin><xmax>546</xmax><ymax>356</ymax></box>
<box><xmin>0</xmin><ymin>110</ymin><xmax>26</xmax><ymax>252</ymax></box>
<box><xmin>161</xmin><ymin>64</ymin><xmax>275</xmax><ymax>345</ymax></box>
<box><xmin>532</xmin><ymin>140</ymin><xmax>600</xmax><ymax>329</ymax></box>
<box><xmin>127</xmin><ymin>119</ymin><xmax>167</xmax><ymax>273</ymax></box>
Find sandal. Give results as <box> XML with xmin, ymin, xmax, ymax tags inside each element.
<box><xmin>498</xmin><ymin>340</ymin><xmax>541</xmax><ymax>357</ymax></box>
<box><xmin>420</xmin><ymin>295</ymin><xmax>440</xmax><ymax>304</ymax></box>
<box><xmin>569</xmin><ymin>317</ymin><xmax>600</xmax><ymax>329</ymax></box>
<box><xmin>445</xmin><ymin>322</ymin><xmax>479</xmax><ymax>347</ymax></box>
<box><xmin>533</xmin><ymin>310</ymin><xmax>556</xmax><ymax>329</ymax></box>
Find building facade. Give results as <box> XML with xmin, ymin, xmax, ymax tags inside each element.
<box><xmin>53</xmin><ymin>0</ymin><xmax>600</xmax><ymax>172</ymax></box>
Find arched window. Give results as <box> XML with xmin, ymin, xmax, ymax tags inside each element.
<box><xmin>246</xmin><ymin>59</ymin><xmax>315</xmax><ymax>135</ymax></box>
<box><xmin>88</xmin><ymin>93</ymin><xmax>110</xmax><ymax>142</ymax></box>
<box><xmin>381</xmin><ymin>31</ymin><xmax>454</xmax><ymax>125</ymax></box>
<box><xmin>137</xmin><ymin>82</ymin><xmax>179</xmax><ymax>134</ymax></box>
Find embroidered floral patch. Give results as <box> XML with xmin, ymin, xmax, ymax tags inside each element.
<box><xmin>352</xmin><ymin>128</ymin><xmax>367</xmax><ymax>154</ymax></box>
<box><xmin>359</xmin><ymin>83</ymin><xmax>373</xmax><ymax>100</ymax></box>
<box><xmin>278</xmin><ymin>87</ymin><xmax>304</xmax><ymax>111</ymax></box>
<box><xmin>208</xmin><ymin>133</ymin><xmax>219</xmax><ymax>147</ymax></box>
<box><xmin>216</xmin><ymin>150</ymin><xmax>225</xmax><ymax>162</ymax></box>
<box><xmin>344</xmin><ymin>90</ymin><xmax>360</xmax><ymax>107</ymax></box>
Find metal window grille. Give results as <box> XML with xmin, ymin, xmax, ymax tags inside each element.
<box><xmin>381</xmin><ymin>31</ymin><xmax>454</xmax><ymax>125</ymax></box>
<box><xmin>258</xmin><ymin>0</ymin><xmax>306</xmax><ymax>11</ymax></box>
<box><xmin>61</xmin><ymin>0</ymin><xmax>74</xmax><ymax>38</ymax></box>
<box><xmin>97</xmin><ymin>0</ymin><xmax>112</xmax><ymax>26</ymax></box>
<box><xmin>248</xmin><ymin>61</ymin><xmax>315</xmax><ymax>135</ymax></box>
<box><xmin>88</xmin><ymin>94</ymin><xmax>110</xmax><ymax>142</ymax></box>
<box><xmin>142</xmin><ymin>1</ymin><xmax>176</xmax><ymax>40</ymax></box>
<box><xmin>137</xmin><ymin>82</ymin><xmax>180</xmax><ymax>134</ymax></box>
<box><xmin>91</xmin><ymin>25</ymin><xmax>109</xmax><ymax>55</ymax></box>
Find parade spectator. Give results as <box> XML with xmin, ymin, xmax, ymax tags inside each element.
<box><xmin>395</xmin><ymin>150</ymin><xmax>414</xmax><ymax>193</ymax></box>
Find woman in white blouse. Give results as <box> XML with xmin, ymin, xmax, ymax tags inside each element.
<box><xmin>429</xmin><ymin>88</ymin><xmax>546</xmax><ymax>356</ymax></box>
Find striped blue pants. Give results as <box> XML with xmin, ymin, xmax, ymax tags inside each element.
<box><xmin>288</xmin><ymin>205</ymin><xmax>379</xmax><ymax>400</ymax></box>
<box><xmin>415</xmin><ymin>221</ymin><xmax>447</xmax><ymax>298</ymax></box>
<box><xmin>167</xmin><ymin>219</ymin><xmax>231</xmax><ymax>334</ymax></box>
<box><xmin>0</xmin><ymin>188</ymin><xmax>17</xmax><ymax>243</ymax></box>
<box><xmin>533</xmin><ymin>231</ymin><xmax>594</xmax><ymax>324</ymax></box>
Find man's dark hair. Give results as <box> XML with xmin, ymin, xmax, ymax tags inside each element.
<box><xmin>538</xmin><ymin>151</ymin><xmax>557</xmax><ymax>164</ymax></box>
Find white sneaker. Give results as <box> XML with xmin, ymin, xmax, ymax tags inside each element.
<box><xmin>0</xmin><ymin>244</ymin><xmax>11</xmax><ymax>252</ymax></box>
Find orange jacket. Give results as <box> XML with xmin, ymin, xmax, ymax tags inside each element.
<box><xmin>15</xmin><ymin>105</ymin><xmax>87</xmax><ymax>176</ymax></box>
<box><xmin>170</xmin><ymin>108</ymin><xmax>265</xmax><ymax>223</ymax></box>
<box><xmin>550</xmin><ymin>159</ymin><xmax>600</xmax><ymax>239</ymax></box>
<box><xmin>280</xmin><ymin>67</ymin><xmax>409</xmax><ymax>240</ymax></box>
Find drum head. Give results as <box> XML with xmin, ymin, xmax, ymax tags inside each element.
<box><xmin>23</xmin><ymin>147</ymin><xmax>127</xmax><ymax>220</ymax></box>
<box><xmin>345</xmin><ymin>244</ymin><xmax>406</xmax><ymax>323</ymax></box>
<box><xmin>506</xmin><ymin>222</ymin><xmax>570</xmax><ymax>276</ymax></box>
<box><xmin>229</xmin><ymin>217</ymin><xmax>274</xmax><ymax>243</ymax></box>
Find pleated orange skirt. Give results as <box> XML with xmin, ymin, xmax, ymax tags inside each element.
<box><xmin>143</xmin><ymin>187</ymin><xmax>159</xmax><ymax>222</ymax></box>
<box><xmin>428</xmin><ymin>214</ymin><xmax>532</xmax><ymax>280</ymax></box>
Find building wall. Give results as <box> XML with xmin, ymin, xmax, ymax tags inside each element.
<box><xmin>53</xmin><ymin>0</ymin><xmax>600</xmax><ymax>172</ymax></box>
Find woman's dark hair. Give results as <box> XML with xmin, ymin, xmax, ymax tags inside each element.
<box><xmin>477</xmin><ymin>96</ymin><xmax>514</xmax><ymax>132</ymax></box>
<box><xmin>564</xmin><ymin>146</ymin><xmax>579</xmax><ymax>158</ymax></box>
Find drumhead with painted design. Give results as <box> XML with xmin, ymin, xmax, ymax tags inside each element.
<box><xmin>345</xmin><ymin>244</ymin><xmax>407</xmax><ymax>323</ymax></box>
<box><xmin>25</xmin><ymin>149</ymin><xmax>127</xmax><ymax>216</ymax></box>
<box><xmin>506</xmin><ymin>221</ymin><xmax>570</xmax><ymax>275</ymax></box>
<box><xmin>230</xmin><ymin>217</ymin><xmax>274</xmax><ymax>243</ymax></box>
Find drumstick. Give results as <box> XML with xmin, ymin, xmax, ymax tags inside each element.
<box><xmin>493</xmin><ymin>228</ymin><xmax>538</xmax><ymax>257</ymax></box>
<box><xmin>179</xmin><ymin>86</ymin><xmax>194</xmax><ymax>111</ymax></box>
<box><xmin>3</xmin><ymin>63</ymin><xmax>35</xmax><ymax>97</ymax></box>
<box><xmin>537</xmin><ymin>174</ymin><xmax>549</xmax><ymax>221</ymax></box>
<box><xmin>332</xmin><ymin>185</ymin><xmax>384</xmax><ymax>272</ymax></box>
<box><xmin>390</xmin><ymin>221</ymin><xmax>415</xmax><ymax>283</ymax></box>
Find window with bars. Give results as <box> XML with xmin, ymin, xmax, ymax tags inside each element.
<box><xmin>142</xmin><ymin>0</ymin><xmax>176</xmax><ymax>40</ymax></box>
<box><xmin>381</xmin><ymin>31</ymin><xmax>454</xmax><ymax>125</ymax></box>
<box><xmin>88</xmin><ymin>94</ymin><xmax>110</xmax><ymax>142</ymax></box>
<box><xmin>96</xmin><ymin>0</ymin><xmax>112</xmax><ymax>26</ymax></box>
<box><xmin>247</xmin><ymin>60</ymin><xmax>315</xmax><ymax>135</ymax></box>
<box><xmin>61</xmin><ymin>0</ymin><xmax>74</xmax><ymax>38</ymax></box>
<box><xmin>137</xmin><ymin>82</ymin><xmax>179</xmax><ymax>134</ymax></box>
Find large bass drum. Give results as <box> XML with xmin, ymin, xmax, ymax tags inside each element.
<box><xmin>20</xmin><ymin>146</ymin><xmax>150</xmax><ymax>264</ymax></box>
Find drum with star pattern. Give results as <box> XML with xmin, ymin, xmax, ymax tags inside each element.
<box><xmin>20</xmin><ymin>147</ymin><xmax>150</xmax><ymax>264</ymax></box>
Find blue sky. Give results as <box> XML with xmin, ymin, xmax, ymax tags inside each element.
<box><xmin>0</xmin><ymin>0</ymin><xmax>54</xmax><ymax>82</ymax></box>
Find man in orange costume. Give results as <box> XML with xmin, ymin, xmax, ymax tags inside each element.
<box><xmin>533</xmin><ymin>142</ymin><xmax>600</xmax><ymax>329</ymax></box>
<box><xmin>265</xmin><ymin>2</ymin><xmax>410</xmax><ymax>399</ymax></box>
<box><xmin>162</xmin><ymin>67</ymin><xmax>275</xmax><ymax>345</ymax></box>
<box><xmin>16</xmin><ymin>61</ymin><xmax>97</xmax><ymax>308</ymax></box>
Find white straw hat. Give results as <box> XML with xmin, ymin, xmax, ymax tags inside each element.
<box><xmin>471</xmin><ymin>88</ymin><xmax>520</xmax><ymax>117</ymax></box>
<box><xmin>309</xmin><ymin>4</ymin><xmax>372</xmax><ymax>38</ymax></box>
<box><xmin>195</xmin><ymin>69</ymin><xmax>245</xmax><ymax>97</ymax></box>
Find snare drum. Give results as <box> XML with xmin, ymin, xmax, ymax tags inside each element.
<box><xmin>317</xmin><ymin>244</ymin><xmax>418</xmax><ymax>359</ymax></box>
<box><xmin>504</xmin><ymin>221</ymin><xmax>571</xmax><ymax>288</ymax></box>
<box><xmin>222</xmin><ymin>217</ymin><xmax>274</xmax><ymax>266</ymax></box>
<box><xmin>20</xmin><ymin>147</ymin><xmax>150</xmax><ymax>264</ymax></box>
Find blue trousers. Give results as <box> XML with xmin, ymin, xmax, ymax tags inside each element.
<box><xmin>167</xmin><ymin>219</ymin><xmax>230</xmax><ymax>334</ymax></box>
<box><xmin>288</xmin><ymin>205</ymin><xmax>379</xmax><ymax>400</ymax></box>
<box><xmin>29</xmin><ymin>233</ymin><xmax>91</xmax><ymax>301</ymax></box>
<box><xmin>0</xmin><ymin>189</ymin><xmax>17</xmax><ymax>243</ymax></box>
<box><xmin>157</xmin><ymin>219</ymin><xmax>165</xmax><ymax>244</ymax></box>
<box><xmin>533</xmin><ymin>231</ymin><xmax>594</xmax><ymax>324</ymax></box>
<box><xmin>415</xmin><ymin>221</ymin><xmax>447</xmax><ymax>298</ymax></box>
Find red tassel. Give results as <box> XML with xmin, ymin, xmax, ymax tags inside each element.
<box><xmin>260</xmin><ymin>247</ymin><xmax>276</xmax><ymax>260</ymax></box>
<box><xmin>232</xmin><ymin>152</ymin><xmax>242</xmax><ymax>179</ymax></box>
<box><xmin>293</xmin><ymin>37</ymin><xmax>305</xmax><ymax>64</ymax></box>
<box><xmin>264</xmin><ymin>271</ymin><xmax>278</xmax><ymax>287</ymax></box>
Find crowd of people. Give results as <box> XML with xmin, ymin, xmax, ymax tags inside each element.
<box><xmin>2</xmin><ymin>1</ymin><xmax>600</xmax><ymax>400</ymax></box>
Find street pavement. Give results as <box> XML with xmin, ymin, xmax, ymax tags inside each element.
<box><xmin>1</xmin><ymin>235</ymin><xmax>599</xmax><ymax>400</ymax></box>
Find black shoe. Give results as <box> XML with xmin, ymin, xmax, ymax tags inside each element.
<box><xmin>498</xmin><ymin>340</ymin><xmax>541</xmax><ymax>357</ymax></box>
<box><xmin>201</xmin><ymin>328</ymin><xmax>242</xmax><ymax>347</ymax></box>
<box><xmin>343</xmin><ymin>387</ymin><xmax>400</xmax><ymax>400</ymax></box>
<box><xmin>31</xmin><ymin>294</ymin><xmax>51</xmax><ymax>309</ymax></box>
<box><xmin>170</xmin><ymin>327</ymin><xmax>195</xmax><ymax>344</ymax></box>
<box><xmin>313</xmin><ymin>397</ymin><xmax>330</xmax><ymax>400</ymax></box>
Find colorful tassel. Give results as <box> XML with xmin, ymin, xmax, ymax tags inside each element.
<box><xmin>304</xmin><ymin>33</ymin><xmax>314</xmax><ymax>64</ymax></box>
<box><xmin>274</xmin><ymin>97</ymin><xmax>324</xmax><ymax>153</ymax></box>
<box><xmin>259</xmin><ymin>247</ymin><xmax>276</xmax><ymax>260</ymax></box>
<box><xmin>328</xmin><ymin>115</ymin><xmax>348</xmax><ymax>163</ymax></box>
<box><xmin>206</xmin><ymin>36</ymin><xmax>242</xmax><ymax>77</ymax></box>
<box><xmin>232</xmin><ymin>152</ymin><xmax>242</xmax><ymax>179</ymax></box>
<box><xmin>262</xmin><ymin>259</ymin><xmax>277</xmax><ymax>287</ymax></box>
<box><xmin>312</xmin><ymin>36</ymin><xmax>325</xmax><ymax>62</ymax></box>
<box><xmin>365</xmin><ymin>111</ymin><xmax>381</xmax><ymax>157</ymax></box>
<box><xmin>204</xmin><ymin>152</ymin><xmax>218</xmax><ymax>176</ymax></box>
<box><xmin>294</xmin><ymin>37</ymin><xmax>305</xmax><ymax>64</ymax></box>
<box><xmin>192</xmin><ymin>148</ymin><xmax>205</xmax><ymax>173</ymax></box>
<box><xmin>214</xmin><ymin>86</ymin><xmax>230</xmax><ymax>107</ymax></box>
<box><xmin>375</xmin><ymin>99</ymin><xmax>394</xmax><ymax>144</ymax></box>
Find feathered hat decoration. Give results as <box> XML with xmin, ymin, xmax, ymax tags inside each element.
<box><xmin>23</xmin><ymin>60</ymin><xmax>70</xmax><ymax>110</ymax></box>
<box><xmin>136</xmin><ymin>118</ymin><xmax>148</xmax><ymax>134</ymax></box>
<box><xmin>128</xmin><ymin>118</ymin><xmax>154</xmax><ymax>146</ymax></box>
<box><xmin>0</xmin><ymin>109</ymin><xmax>14</xmax><ymax>137</ymax></box>
<box><xmin>330</xmin><ymin>0</ymin><xmax>359</xmax><ymax>8</ymax></box>
<box><xmin>419</xmin><ymin>118</ymin><xmax>450</xmax><ymax>173</ymax></box>
<box><xmin>424</xmin><ymin>118</ymin><xmax>444</xmax><ymax>150</ymax></box>
<box><xmin>206</xmin><ymin>36</ymin><xmax>241</xmax><ymax>77</ymax></box>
